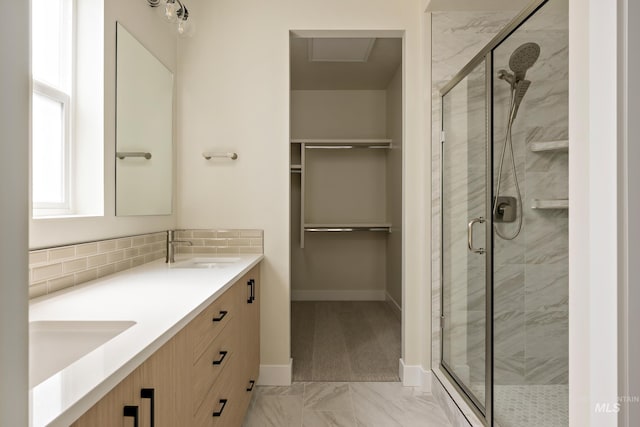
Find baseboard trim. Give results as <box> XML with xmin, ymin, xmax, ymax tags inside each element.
<box><xmin>257</xmin><ymin>358</ymin><xmax>292</xmax><ymax>386</ymax></box>
<box><xmin>291</xmin><ymin>290</ymin><xmax>386</xmax><ymax>301</ymax></box>
<box><xmin>399</xmin><ymin>359</ymin><xmax>432</xmax><ymax>392</ymax></box>
<box><xmin>385</xmin><ymin>292</ymin><xmax>402</xmax><ymax>320</ymax></box>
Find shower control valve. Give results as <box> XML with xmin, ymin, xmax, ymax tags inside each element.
<box><xmin>494</xmin><ymin>196</ymin><xmax>518</xmax><ymax>223</ymax></box>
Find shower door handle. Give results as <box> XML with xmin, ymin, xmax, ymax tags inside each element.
<box><xmin>468</xmin><ymin>217</ymin><xmax>486</xmax><ymax>254</ymax></box>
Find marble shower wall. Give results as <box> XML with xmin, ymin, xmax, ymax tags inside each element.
<box><xmin>431</xmin><ymin>2</ymin><xmax>569</xmax><ymax>390</ymax></box>
<box><xmin>491</xmin><ymin>2</ymin><xmax>569</xmax><ymax>385</ymax></box>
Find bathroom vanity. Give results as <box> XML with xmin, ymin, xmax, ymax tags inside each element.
<box><xmin>29</xmin><ymin>254</ymin><xmax>262</xmax><ymax>427</ymax></box>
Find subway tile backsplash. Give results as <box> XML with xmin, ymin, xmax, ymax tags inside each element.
<box><xmin>174</xmin><ymin>229</ymin><xmax>264</xmax><ymax>255</ymax></box>
<box><xmin>28</xmin><ymin>229</ymin><xmax>264</xmax><ymax>299</ymax></box>
<box><xmin>29</xmin><ymin>232</ymin><xmax>166</xmax><ymax>299</ymax></box>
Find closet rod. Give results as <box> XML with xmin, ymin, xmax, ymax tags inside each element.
<box><xmin>305</xmin><ymin>145</ymin><xmax>389</xmax><ymax>150</ymax></box>
<box><xmin>306</xmin><ymin>145</ymin><xmax>353</xmax><ymax>149</ymax></box>
<box><xmin>305</xmin><ymin>227</ymin><xmax>390</xmax><ymax>232</ymax></box>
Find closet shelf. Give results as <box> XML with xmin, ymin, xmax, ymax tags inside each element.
<box><xmin>304</xmin><ymin>223</ymin><xmax>391</xmax><ymax>233</ymax></box>
<box><xmin>530</xmin><ymin>140</ymin><xmax>568</xmax><ymax>152</ymax></box>
<box><xmin>292</xmin><ymin>139</ymin><xmax>392</xmax><ymax>149</ymax></box>
<box><xmin>305</xmin><ymin>227</ymin><xmax>390</xmax><ymax>233</ymax></box>
<box><xmin>531</xmin><ymin>199</ymin><xmax>569</xmax><ymax>210</ymax></box>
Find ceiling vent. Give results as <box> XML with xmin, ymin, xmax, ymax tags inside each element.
<box><xmin>308</xmin><ymin>38</ymin><xmax>376</xmax><ymax>62</ymax></box>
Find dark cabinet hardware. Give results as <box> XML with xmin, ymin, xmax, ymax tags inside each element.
<box><xmin>140</xmin><ymin>388</ymin><xmax>155</xmax><ymax>427</ymax></box>
<box><xmin>212</xmin><ymin>399</ymin><xmax>228</xmax><ymax>417</ymax></box>
<box><xmin>246</xmin><ymin>380</ymin><xmax>255</xmax><ymax>391</ymax></box>
<box><xmin>212</xmin><ymin>350</ymin><xmax>228</xmax><ymax>365</ymax></box>
<box><xmin>247</xmin><ymin>279</ymin><xmax>255</xmax><ymax>303</ymax></box>
<box><xmin>212</xmin><ymin>310</ymin><xmax>228</xmax><ymax>322</ymax></box>
<box><xmin>123</xmin><ymin>405</ymin><xmax>139</xmax><ymax>427</ymax></box>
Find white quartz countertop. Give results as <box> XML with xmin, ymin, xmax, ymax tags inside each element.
<box><xmin>29</xmin><ymin>253</ymin><xmax>264</xmax><ymax>427</ymax></box>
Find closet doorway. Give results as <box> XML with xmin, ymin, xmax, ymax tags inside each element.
<box><xmin>289</xmin><ymin>33</ymin><xmax>403</xmax><ymax>382</ymax></box>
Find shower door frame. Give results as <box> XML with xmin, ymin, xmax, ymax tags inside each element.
<box><xmin>439</xmin><ymin>50</ymin><xmax>494</xmax><ymax>427</ymax></box>
<box><xmin>438</xmin><ymin>0</ymin><xmax>549</xmax><ymax>425</ymax></box>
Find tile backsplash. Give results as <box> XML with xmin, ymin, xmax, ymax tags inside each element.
<box><xmin>29</xmin><ymin>232</ymin><xmax>167</xmax><ymax>299</ymax></box>
<box><xmin>28</xmin><ymin>229</ymin><xmax>264</xmax><ymax>299</ymax></box>
<box><xmin>174</xmin><ymin>229</ymin><xmax>263</xmax><ymax>255</ymax></box>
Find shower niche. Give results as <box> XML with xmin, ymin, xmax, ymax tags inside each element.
<box><xmin>436</xmin><ymin>0</ymin><xmax>568</xmax><ymax>426</ymax></box>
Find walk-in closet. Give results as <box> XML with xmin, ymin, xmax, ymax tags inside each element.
<box><xmin>289</xmin><ymin>35</ymin><xmax>403</xmax><ymax>381</ymax></box>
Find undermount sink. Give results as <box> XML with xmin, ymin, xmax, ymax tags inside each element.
<box><xmin>171</xmin><ymin>257</ymin><xmax>241</xmax><ymax>269</ymax></box>
<box><xmin>29</xmin><ymin>320</ymin><xmax>136</xmax><ymax>387</ymax></box>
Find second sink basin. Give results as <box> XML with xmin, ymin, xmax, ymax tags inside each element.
<box><xmin>171</xmin><ymin>257</ymin><xmax>241</xmax><ymax>269</ymax></box>
<box><xmin>29</xmin><ymin>320</ymin><xmax>136</xmax><ymax>387</ymax></box>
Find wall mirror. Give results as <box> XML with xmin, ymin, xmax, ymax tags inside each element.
<box><xmin>116</xmin><ymin>22</ymin><xmax>173</xmax><ymax>216</ymax></box>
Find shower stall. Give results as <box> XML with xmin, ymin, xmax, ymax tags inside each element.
<box><xmin>438</xmin><ymin>0</ymin><xmax>568</xmax><ymax>426</ymax></box>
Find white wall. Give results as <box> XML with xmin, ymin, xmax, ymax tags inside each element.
<box><xmin>386</xmin><ymin>67</ymin><xmax>403</xmax><ymax>308</ymax></box>
<box><xmin>29</xmin><ymin>0</ymin><xmax>178</xmax><ymax>249</ymax></box>
<box><xmin>569</xmin><ymin>0</ymin><xmax>620</xmax><ymax>425</ymax></box>
<box><xmin>291</xmin><ymin>90</ymin><xmax>387</xmax><ymax>139</ymax></box>
<box><xmin>0</xmin><ymin>0</ymin><xmax>29</xmax><ymax>424</ymax></box>
<box><xmin>420</xmin><ymin>5</ymin><xmax>433</xmax><ymax>376</ymax></box>
<box><xmin>177</xmin><ymin>0</ymin><xmax>428</xmax><ymax>377</ymax></box>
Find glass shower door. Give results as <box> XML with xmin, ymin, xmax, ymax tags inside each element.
<box><xmin>491</xmin><ymin>1</ymin><xmax>569</xmax><ymax>425</ymax></box>
<box><xmin>441</xmin><ymin>59</ymin><xmax>489</xmax><ymax>414</ymax></box>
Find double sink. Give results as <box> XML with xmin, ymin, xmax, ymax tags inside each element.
<box><xmin>29</xmin><ymin>256</ymin><xmax>241</xmax><ymax>388</ymax></box>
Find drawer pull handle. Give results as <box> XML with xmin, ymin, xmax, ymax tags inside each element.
<box><xmin>246</xmin><ymin>380</ymin><xmax>255</xmax><ymax>391</ymax></box>
<box><xmin>140</xmin><ymin>388</ymin><xmax>155</xmax><ymax>427</ymax></box>
<box><xmin>123</xmin><ymin>405</ymin><xmax>139</xmax><ymax>427</ymax></box>
<box><xmin>212</xmin><ymin>310</ymin><xmax>228</xmax><ymax>322</ymax></box>
<box><xmin>247</xmin><ymin>279</ymin><xmax>255</xmax><ymax>303</ymax></box>
<box><xmin>212</xmin><ymin>399</ymin><xmax>228</xmax><ymax>417</ymax></box>
<box><xmin>212</xmin><ymin>350</ymin><xmax>228</xmax><ymax>365</ymax></box>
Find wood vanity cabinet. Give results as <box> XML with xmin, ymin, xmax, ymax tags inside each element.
<box><xmin>70</xmin><ymin>330</ymin><xmax>183</xmax><ymax>427</ymax></box>
<box><xmin>70</xmin><ymin>265</ymin><xmax>260</xmax><ymax>427</ymax></box>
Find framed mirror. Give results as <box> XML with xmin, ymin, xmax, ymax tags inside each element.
<box><xmin>116</xmin><ymin>22</ymin><xmax>173</xmax><ymax>216</ymax></box>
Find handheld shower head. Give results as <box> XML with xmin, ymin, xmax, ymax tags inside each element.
<box><xmin>511</xmin><ymin>80</ymin><xmax>531</xmax><ymax>120</ymax></box>
<box><xmin>493</xmin><ymin>44</ymin><xmax>539</xmax><ymax>241</ymax></box>
<box><xmin>509</xmin><ymin>42</ymin><xmax>540</xmax><ymax>81</ymax></box>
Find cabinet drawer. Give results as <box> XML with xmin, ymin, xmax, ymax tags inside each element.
<box><xmin>192</xmin><ymin>317</ymin><xmax>239</xmax><ymax>414</ymax></box>
<box><xmin>193</xmin><ymin>356</ymin><xmax>237</xmax><ymax>427</ymax></box>
<box><xmin>189</xmin><ymin>283</ymin><xmax>239</xmax><ymax>362</ymax></box>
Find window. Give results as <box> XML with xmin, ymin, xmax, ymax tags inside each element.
<box><xmin>31</xmin><ymin>0</ymin><xmax>74</xmax><ymax>214</ymax></box>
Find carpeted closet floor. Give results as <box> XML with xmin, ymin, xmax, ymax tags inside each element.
<box><xmin>291</xmin><ymin>301</ymin><xmax>401</xmax><ymax>382</ymax></box>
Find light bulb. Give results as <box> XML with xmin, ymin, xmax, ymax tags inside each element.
<box><xmin>177</xmin><ymin>16</ymin><xmax>195</xmax><ymax>38</ymax></box>
<box><xmin>157</xmin><ymin>0</ymin><xmax>178</xmax><ymax>23</ymax></box>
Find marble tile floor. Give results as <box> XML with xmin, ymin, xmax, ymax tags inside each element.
<box><xmin>243</xmin><ymin>382</ymin><xmax>453</xmax><ymax>427</ymax></box>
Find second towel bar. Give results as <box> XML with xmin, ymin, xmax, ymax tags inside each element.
<box><xmin>203</xmin><ymin>152</ymin><xmax>238</xmax><ymax>160</ymax></box>
<box><xmin>117</xmin><ymin>152</ymin><xmax>152</xmax><ymax>160</ymax></box>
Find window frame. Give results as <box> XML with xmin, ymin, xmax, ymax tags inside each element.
<box><xmin>31</xmin><ymin>0</ymin><xmax>76</xmax><ymax>216</ymax></box>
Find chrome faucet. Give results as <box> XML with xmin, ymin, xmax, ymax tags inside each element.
<box><xmin>166</xmin><ymin>230</ymin><xmax>193</xmax><ymax>263</ymax></box>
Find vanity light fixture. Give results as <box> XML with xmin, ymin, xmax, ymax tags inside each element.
<box><xmin>147</xmin><ymin>0</ymin><xmax>195</xmax><ymax>37</ymax></box>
